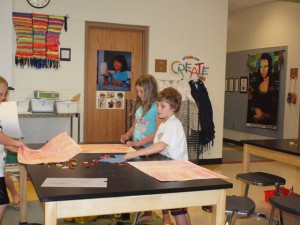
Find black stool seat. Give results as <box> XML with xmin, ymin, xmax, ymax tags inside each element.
<box><xmin>225</xmin><ymin>196</ymin><xmax>256</xmax><ymax>225</ymax></box>
<box><xmin>269</xmin><ymin>195</ymin><xmax>300</xmax><ymax>215</ymax></box>
<box><xmin>226</xmin><ymin>195</ymin><xmax>256</xmax><ymax>216</ymax></box>
<box><xmin>236</xmin><ymin>172</ymin><xmax>286</xmax><ymax>187</ymax></box>
<box><xmin>202</xmin><ymin>195</ymin><xmax>256</xmax><ymax>225</ymax></box>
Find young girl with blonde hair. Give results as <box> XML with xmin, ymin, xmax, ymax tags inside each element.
<box><xmin>120</xmin><ymin>74</ymin><xmax>173</xmax><ymax>225</ymax></box>
<box><xmin>121</xmin><ymin>74</ymin><xmax>159</xmax><ymax>147</ymax></box>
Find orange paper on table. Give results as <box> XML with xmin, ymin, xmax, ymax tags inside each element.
<box><xmin>80</xmin><ymin>144</ymin><xmax>135</xmax><ymax>153</ymax></box>
<box><xmin>18</xmin><ymin>132</ymin><xmax>83</xmax><ymax>164</ymax></box>
<box><xmin>128</xmin><ymin>160</ymin><xmax>228</xmax><ymax>181</ymax></box>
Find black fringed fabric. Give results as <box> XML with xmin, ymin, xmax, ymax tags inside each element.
<box><xmin>189</xmin><ymin>80</ymin><xmax>215</xmax><ymax>151</ymax></box>
<box><xmin>64</xmin><ymin>16</ymin><xmax>68</xmax><ymax>32</ymax></box>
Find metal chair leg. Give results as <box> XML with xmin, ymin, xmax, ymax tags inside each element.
<box><xmin>243</xmin><ymin>184</ymin><xmax>250</xmax><ymax>197</ymax></box>
<box><xmin>225</xmin><ymin>215</ymin><xmax>231</xmax><ymax>225</ymax></box>
<box><xmin>225</xmin><ymin>212</ymin><xmax>237</xmax><ymax>225</ymax></box>
<box><xmin>268</xmin><ymin>205</ymin><xmax>276</xmax><ymax>225</ymax></box>
<box><xmin>131</xmin><ymin>212</ymin><xmax>141</xmax><ymax>225</ymax></box>
<box><xmin>278</xmin><ymin>210</ymin><xmax>284</xmax><ymax>225</ymax></box>
<box><xmin>267</xmin><ymin>182</ymin><xmax>282</xmax><ymax>225</ymax></box>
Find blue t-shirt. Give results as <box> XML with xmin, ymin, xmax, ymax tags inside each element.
<box><xmin>108</xmin><ymin>71</ymin><xmax>128</xmax><ymax>87</ymax></box>
<box><xmin>133</xmin><ymin>103</ymin><xmax>157</xmax><ymax>147</ymax></box>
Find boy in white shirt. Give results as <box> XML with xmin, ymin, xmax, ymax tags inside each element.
<box><xmin>124</xmin><ymin>87</ymin><xmax>190</xmax><ymax>225</ymax></box>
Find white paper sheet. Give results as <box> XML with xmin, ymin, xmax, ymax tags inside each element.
<box><xmin>0</xmin><ymin>101</ymin><xmax>22</xmax><ymax>138</ymax></box>
<box><xmin>41</xmin><ymin>178</ymin><xmax>108</xmax><ymax>188</ymax></box>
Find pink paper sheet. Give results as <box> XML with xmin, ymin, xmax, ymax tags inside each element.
<box><xmin>18</xmin><ymin>132</ymin><xmax>83</xmax><ymax>164</ymax></box>
<box><xmin>128</xmin><ymin>160</ymin><xmax>228</xmax><ymax>181</ymax></box>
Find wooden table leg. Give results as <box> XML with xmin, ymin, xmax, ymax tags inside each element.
<box><xmin>19</xmin><ymin>164</ymin><xmax>27</xmax><ymax>224</ymax></box>
<box><xmin>45</xmin><ymin>202</ymin><xmax>58</xmax><ymax>225</ymax></box>
<box><xmin>243</xmin><ymin>144</ymin><xmax>251</xmax><ymax>173</ymax></box>
<box><xmin>211</xmin><ymin>189</ymin><xmax>226</xmax><ymax>225</ymax></box>
<box><xmin>241</xmin><ymin>144</ymin><xmax>251</xmax><ymax>195</ymax></box>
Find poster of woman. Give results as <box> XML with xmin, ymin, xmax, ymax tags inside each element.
<box><xmin>97</xmin><ymin>50</ymin><xmax>132</xmax><ymax>92</ymax></box>
<box><xmin>246</xmin><ymin>51</ymin><xmax>283</xmax><ymax>129</ymax></box>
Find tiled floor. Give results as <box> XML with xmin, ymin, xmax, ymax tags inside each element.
<box><xmin>3</xmin><ymin>144</ymin><xmax>300</xmax><ymax>225</ymax></box>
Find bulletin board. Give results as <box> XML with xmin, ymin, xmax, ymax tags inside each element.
<box><xmin>0</xmin><ymin>0</ymin><xmax>13</xmax><ymax>86</ymax></box>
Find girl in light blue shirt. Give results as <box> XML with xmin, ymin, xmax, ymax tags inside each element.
<box><xmin>120</xmin><ymin>74</ymin><xmax>159</xmax><ymax>147</ymax></box>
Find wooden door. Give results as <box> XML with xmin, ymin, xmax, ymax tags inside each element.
<box><xmin>299</xmin><ymin>106</ymin><xmax>300</xmax><ymax>139</ymax></box>
<box><xmin>84</xmin><ymin>22</ymin><xmax>148</xmax><ymax>142</ymax></box>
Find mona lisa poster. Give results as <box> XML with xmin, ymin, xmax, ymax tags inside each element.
<box><xmin>246</xmin><ymin>51</ymin><xmax>283</xmax><ymax>129</ymax></box>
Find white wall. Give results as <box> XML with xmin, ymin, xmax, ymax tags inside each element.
<box><xmin>0</xmin><ymin>0</ymin><xmax>13</xmax><ymax>85</ymax></box>
<box><xmin>227</xmin><ymin>1</ymin><xmax>300</xmax><ymax>138</ymax></box>
<box><xmin>9</xmin><ymin>0</ymin><xmax>228</xmax><ymax>160</ymax></box>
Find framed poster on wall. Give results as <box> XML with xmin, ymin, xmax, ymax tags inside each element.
<box><xmin>228</xmin><ymin>78</ymin><xmax>234</xmax><ymax>92</ymax></box>
<box><xmin>97</xmin><ymin>50</ymin><xmax>132</xmax><ymax>92</ymax></box>
<box><xmin>235</xmin><ymin>78</ymin><xmax>239</xmax><ymax>92</ymax></box>
<box><xmin>240</xmin><ymin>77</ymin><xmax>248</xmax><ymax>93</ymax></box>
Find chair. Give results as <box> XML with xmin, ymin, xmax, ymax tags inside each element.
<box><xmin>202</xmin><ymin>195</ymin><xmax>256</xmax><ymax>225</ymax></box>
<box><xmin>225</xmin><ymin>195</ymin><xmax>256</xmax><ymax>225</ymax></box>
<box><xmin>268</xmin><ymin>195</ymin><xmax>300</xmax><ymax>225</ymax></box>
<box><xmin>236</xmin><ymin>172</ymin><xmax>286</xmax><ymax>219</ymax></box>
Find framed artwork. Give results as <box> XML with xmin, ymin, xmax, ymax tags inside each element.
<box><xmin>228</xmin><ymin>78</ymin><xmax>234</xmax><ymax>92</ymax></box>
<box><xmin>225</xmin><ymin>79</ymin><xmax>228</xmax><ymax>92</ymax></box>
<box><xmin>240</xmin><ymin>76</ymin><xmax>248</xmax><ymax>93</ymax></box>
<box><xmin>235</xmin><ymin>78</ymin><xmax>239</xmax><ymax>92</ymax></box>
<box><xmin>60</xmin><ymin>48</ymin><xmax>71</xmax><ymax>61</ymax></box>
<box><xmin>97</xmin><ymin>50</ymin><xmax>132</xmax><ymax>92</ymax></box>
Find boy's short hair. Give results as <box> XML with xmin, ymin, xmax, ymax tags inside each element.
<box><xmin>157</xmin><ymin>87</ymin><xmax>182</xmax><ymax>113</ymax></box>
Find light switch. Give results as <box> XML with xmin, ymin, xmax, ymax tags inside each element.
<box><xmin>155</xmin><ymin>59</ymin><xmax>167</xmax><ymax>73</ymax></box>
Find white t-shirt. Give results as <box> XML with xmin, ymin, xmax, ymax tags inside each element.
<box><xmin>0</xmin><ymin>144</ymin><xmax>6</xmax><ymax>177</ymax></box>
<box><xmin>154</xmin><ymin>115</ymin><xmax>188</xmax><ymax>160</ymax></box>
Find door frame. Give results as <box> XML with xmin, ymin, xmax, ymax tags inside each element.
<box><xmin>83</xmin><ymin>21</ymin><xmax>149</xmax><ymax>141</ymax></box>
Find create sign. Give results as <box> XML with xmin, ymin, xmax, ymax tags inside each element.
<box><xmin>171</xmin><ymin>55</ymin><xmax>209</xmax><ymax>80</ymax></box>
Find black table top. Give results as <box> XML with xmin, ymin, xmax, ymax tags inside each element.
<box><xmin>26</xmin><ymin>153</ymin><xmax>232</xmax><ymax>202</ymax></box>
<box><xmin>242</xmin><ymin>139</ymin><xmax>300</xmax><ymax>157</ymax></box>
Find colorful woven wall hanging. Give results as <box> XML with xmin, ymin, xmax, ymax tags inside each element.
<box><xmin>12</xmin><ymin>12</ymin><xmax>65</xmax><ymax>69</ymax></box>
<box><xmin>32</xmin><ymin>13</ymin><xmax>48</xmax><ymax>69</ymax></box>
<box><xmin>46</xmin><ymin>15</ymin><xmax>65</xmax><ymax>69</ymax></box>
<box><xmin>12</xmin><ymin>12</ymin><xmax>33</xmax><ymax>68</ymax></box>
